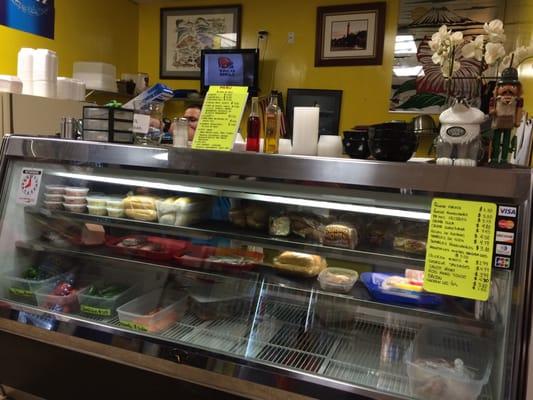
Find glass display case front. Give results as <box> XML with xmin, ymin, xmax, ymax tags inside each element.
<box><xmin>0</xmin><ymin>136</ymin><xmax>530</xmax><ymax>400</ymax></box>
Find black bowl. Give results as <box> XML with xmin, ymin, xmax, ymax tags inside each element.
<box><xmin>368</xmin><ymin>122</ymin><xmax>418</xmax><ymax>162</ymax></box>
<box><xmin>343</xmin><ymin>137</ymin><xmax>371</xmax><ymax>159</ymax></box>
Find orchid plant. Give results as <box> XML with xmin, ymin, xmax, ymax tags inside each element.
<box><xmin>429</xmin><ymin>19</ymin><xmax>508</xmax><ymax>92</ymax></box>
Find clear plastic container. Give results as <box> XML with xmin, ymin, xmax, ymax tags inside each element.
<box><xmin>63</xmin><ymin>203</ymin><xmax>87</xmax><ymax>213</ymax></box>
<box><xmin>114</xmin><ymin>110</ymin><xmax>134</xmax><ymax>121</ymax></box>
<box><xmin>117</xmin><ymin>289</ymin><xmax>188</xmax><ymax>333</ymax></box>
<box><xmin>44</xmin><ymin>201</ymin><xmax>63</xmax><ymax>210</ymax></box>
<box><xmin>78</xmin><ymin>284</ymin><xmax>137</xmax><ymax>318</ymax></box>
<box><xmin>106</xmin><ymin>197</ymin><xmax>125</xmax><ymax>208</ymax></box>
<box><xmin>405</xmin><ymin>327</ymin><xmax>493</xmax><ymax>400</ymax></box>
<box><xmin>63</xmin><ymin>195</ymin><xmax>87</xmax><ymax>205</ymax></box>
<box><xmin>45</xmin><ymin>185</ymin><xmax>66</xmax><ymax>194</ymax></box>
<box><xmin>87</xmin><ymin>196</ymin><xmax>107</xmax><ymax>207</ymax></box>
<box><xmin>35</xmin><ymin>283</ymin><xmax>81</xmax><ymax>313</ymax></box>
<box><xmin>84</xmin><ymin>119</ymin><xmax>109</xmax><ymax>131</ymax></box>
<box><xmin>114</xmin><ymin>121</ymin><xmax>133</xmax><ymax>131</ymax></box>
<box><xmin>87</xmin><ymin>205</ymin><xmax>107</xmax><ymax>216</ymax></box>
<box><xmin>188</xmin><ymin>284</ymin><xmax>252</xmax><ymax>320</ymax></box>
<box><xmin>107</xmin><ymin>208</ymin><xmax>125</xmax><ymax>218</ymax></box>
<box><xmin>64</xmin><ymin>187</ymin><xmax>89</xmax><ymax>197</ymax></box>
<box><xmin>44</xmin><ymin>193</ymin><xmax>63</xmax><ymax>202</ymax></box>
<box><xmin>1</xmin><ymin>270</ymin><xmax>64</xmax><ymax>305</ymax></box>
<box><xmin>83</xmin><ymin>130</ymin><xmax>109</xmax><ymax>142</ymax></box>
<box><xmin>318</xmin><ymin>268</ymin><xmax>358</xmax><ymax>293</ymax></box>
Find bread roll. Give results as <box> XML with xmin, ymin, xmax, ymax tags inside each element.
<box><xmin>273</xmin><ymin>251</ymin><xmax>327</xmax><ymax>277</ymax></box>
<box><xmin>324</xmin><ymin>223</ymin><xmax>358</xmax><ymax>249</ymax></box>
<box><xmin>125</xmin><ymin>208</ymin><xmax>158</xmax><ymax>221</ymax></box>
<box><xmin>123</xmin><ymin>195</ymin><xmax>159</xmax><ymax>211</ymax></box>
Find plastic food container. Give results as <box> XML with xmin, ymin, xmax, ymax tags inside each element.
<box><xmin>87</xmin><ymin>205</ymin><xmax>107</xmax><ymax>216</ymax></box>
<box><xmin>64</xmin><ymin>187</ymin><xmax>89</xmax><ymax>197</ymax></box>
<box><xmin>117</xmin><ymin>289</ymin><xmax>188</xmax><ymax>333</ymax></box>
<box><xmin>44</xmin><ymin>193</ymin><xmax>63</xmax><ymax>202</ymax></box>
<box><xmin>360</xmin><ymin>272</ymin><xmax>443</xmax><ymax>308</ymax></box>
<box><xmin>45</xmin><ymin>185</ymin><xmax>66</xmax><ymax>194</ymax></box>
<box><xmin>1</xmin><ymin>270</ymin><xmax>64</xmax><ymax>305</ymax></box>
<box><xmin>63</xmin><ymin>195</ymin><xmax>87</xmax><ymax>205</ymax></box>
<box><xmin>44</xmin><ymin>201</ymin><xmax>63</xmax><ymax>210</ymax></box>
<box><xmin>318</xmin><ymin>268</ymin><xmax>358</xmax><ymax>293</ymax></box>
<box><xmin>405</xmin><ymin>327</ymin><xmax>493</xmax><ymax>400</ymax></box>
<box><xmin>84</xmin><ymin>119</ymin><xmax>109</xmax><ymax>131</ymax></box>
<box><xmin>188</xmin><ymin>283</ymin><xmax>252</xmax><ymax>320</ymax></box>
<box><xmin>35</xmin><ymin>283</ymin><xmax>81</xmax><ymax>313</ymax></box>
<box><xmin>87</xmin><ymin>196</ymin><xmax>107</xmax><ymax>207</ymax></box>
<box><xmin>107</xmin><ymin>208</ymin><xmax>125</xmax><ymax>218</ymax></box>
<box><xmin>78</xmin><ymin>284</ymin><xmax>137</xmax><ymax>318</ymax></box>
<box><xmin>63</xmin><ymin>203</ymin><xmax>87</xmax><ymax>213</ymax></box>
<box><xmin>106</xmin><ymin>197</ymin><xmax>125</xmax><ymax>208</ymax></box>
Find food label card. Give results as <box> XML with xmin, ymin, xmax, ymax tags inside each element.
<box><xmin>424</xmin><ymin>198</ymin><xmax>496</xmax><ymax>301</ymax></box>
<box><xmin>192</xmin><ymin>86</ymin><xmax>248</xmax><ymax>151</ymax></box>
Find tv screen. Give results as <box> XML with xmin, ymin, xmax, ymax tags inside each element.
<box><xmin>200</xmin><ymin>49</ymin><xmax>259</xmax><ymax>94</ymax></box>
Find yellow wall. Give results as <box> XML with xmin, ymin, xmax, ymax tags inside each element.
<box><xmin>138</xmin><ymin>0</ymin><xmax>415</xmax><ymax>131</ymax></box>
<box><xmin>0</xmin><ymin>0</ymin><xmax>138</xmax><ymax>78</ymax></box>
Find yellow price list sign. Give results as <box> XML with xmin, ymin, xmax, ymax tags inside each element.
<box><xmin>424</xmin><ymin>198</ymin><xmax>496</xmax><ymax>301</ymax></box>
<box><xmin>192</xmin><ymin>86</ymin><xmax>249</xmax><ymax>151</ymax></box>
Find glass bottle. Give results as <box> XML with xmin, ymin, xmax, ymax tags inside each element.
<box><xmin>172</xmin><ymin>117</ymin><xmax>188</xmax><ymax>148</ymax></box>
<box><xmin>264</xmin><ymin>93</ymin><xmax>281</xmax><ymax>154</ymax></box>
<box><xmin>246</xmin><ymin>97</ymin><xmax>261</xmax><ymax>152</ymax></box>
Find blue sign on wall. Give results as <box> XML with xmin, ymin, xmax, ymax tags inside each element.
<box><xmin>0</xmin><ymin>0</ymin><xmax>55</xmax><ymax>39</ymax></box>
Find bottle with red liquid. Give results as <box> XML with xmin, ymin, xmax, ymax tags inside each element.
<box><xmin>246</xmin><ymin>97</ymin><xmax>261</xmax><ymax>152</ymax></box>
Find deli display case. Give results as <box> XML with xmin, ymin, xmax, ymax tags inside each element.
<box><xmin>0</xmin><ymin>136</ymin><xmax>531</xmax><ymax>400</ymax></box>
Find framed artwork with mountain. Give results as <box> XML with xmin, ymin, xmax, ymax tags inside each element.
<box><xmin>315</xmin><ymin>3</ymin><xmax>386</xmax><ymax>67</ymax></box>
<box><xmin>390</xmin><ymin>0</ymin><xmax>505</xmax><ymax>113</ymax></box>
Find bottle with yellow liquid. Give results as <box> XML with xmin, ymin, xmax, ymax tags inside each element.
<box><xmin>264</xmin><ymin>93</ymin><xmax>281</xmax><ymax>154</ymax></box>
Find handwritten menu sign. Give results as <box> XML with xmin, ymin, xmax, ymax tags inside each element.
<box><xmin>192</xmin><ymin>86</ymin><xmax>248</xmax><ymax>151</ymax></box>
<box><xmin>424</xmin><ymin>198</ymin><xmax>496</xmax><ymax>301</ymax></box>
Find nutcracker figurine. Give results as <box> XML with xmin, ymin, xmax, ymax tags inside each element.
<box><xmin>489</xmin><ymin>66</ymin><xmax>524</xmax><ymax>164</ymax></box>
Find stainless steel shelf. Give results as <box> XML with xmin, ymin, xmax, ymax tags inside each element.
<box><xmin>28</xmin><ymin>208</ymin><xmax>426</xmax><ymax>269</ymax></box>
<box><xmin>2</xmin><ymin>296</ymin><xmax>494</xmax><ymax>400</ymax></box>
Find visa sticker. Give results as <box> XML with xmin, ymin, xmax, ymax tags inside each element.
<box><xmin>498</xmin><ymin>206</ymin><xmax>517</xmax><ymax>218</ymax></box>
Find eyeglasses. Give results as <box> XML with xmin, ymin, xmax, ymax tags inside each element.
<box><xmin>185</xmin><ymin>117</ymin><xmax>198</xmax><ymax>123</ymax></box>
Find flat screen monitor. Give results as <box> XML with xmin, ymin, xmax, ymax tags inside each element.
<box><xmin>200</xmin><ymin>49</ymin><xmax>259</xmax><ymax>95</ymax></box>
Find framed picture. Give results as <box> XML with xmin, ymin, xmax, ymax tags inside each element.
<box><xmin>315</xmin><ymin>2</ymin><xmax>386</xmax><ymax>67</ymax></box>
<box><xmin>160</xmin><ymin>5</ymin><xmax>242</xmax><ymax>79</ymax></box>
<box><xmin>286</xmin><ymin>89</ymin><xmax>343</xmax><ymax>138</ymax></box>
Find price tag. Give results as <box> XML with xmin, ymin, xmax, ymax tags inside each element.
<box><xmin>80</xmin><ymin>305</ymin><xmax>112</xmax><ymax>317</ymax></box>
<box><xmin>120</xmin><ymin>320</ymin><xmax>148</xmax><ymax>332</ymax></box>
<box><xmin>9</xmin><ymin>287</ymin><xmax>33</xmax><ymax>297</ymax></box>
<box><xmin>192</xmin><ymin>86</ymin><xmax>248</xmax><ymax>151</ymax></box>
<box><xmin>424</xmin><ymin>198</ymin><xmax>496</xmax><ymax>301</ymax></box>
<box><xmin>132</xmin><ymin>113</ymin><xmax>150</xmax><ymax>134</ymax></box>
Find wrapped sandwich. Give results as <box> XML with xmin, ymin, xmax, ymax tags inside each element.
<box><xmin>123</xmin><ymin>195</ymin><xmax>159</xmax><ymax>221</ymax></box>
<box><xmin>273</xmin><ymin>251</ymin><xmax>327</xmax><ymax>277</ymax></box>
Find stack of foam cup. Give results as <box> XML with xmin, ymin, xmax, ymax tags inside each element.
<box><xmin>32</xmin><ymin>49</ymin><xmax>58</xmax><ymax>98</ymax></box>
<box><xmin>57</xmin><ymin>77</ymin><xmax>85</xmax><ymax>101</ymax></box>
<box><xmin>17</xmin><ymin>48</ymin><xmax>34</xmax><ymax>95</ymax></box>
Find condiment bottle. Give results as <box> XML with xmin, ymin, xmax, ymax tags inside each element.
<box><xmin>246</xmin><ymin>97</ymin><xmax>261</xmax><ymax>152</ymax></box>
<box><xmin>264</xmin><ymin>93</ymin><xmax>281</xmax><ymax>154</ymax></box>
<box><xmin>172</xmin><ymin>117</ymin><xmax>188</xmax><ymax>148</ymax></box>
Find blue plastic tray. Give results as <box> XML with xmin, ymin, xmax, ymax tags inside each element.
<box><xmin>360</xmin><ymin>272</ymin><xmax>443</xmax><ymax>308</ymax></box>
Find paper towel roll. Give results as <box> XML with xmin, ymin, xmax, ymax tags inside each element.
<box><xmin>33</xmin><ymin>49</ymin><xmax>58</xmax><ymax>81</ymax></box>
<box><xmin>33</xmin><ymin>81</ymin><xmax>57</xmax><ymax>98</ymax></box>
<box><xmin>292</xmin><ymin>107</ymin><xmax>319</xmax><ymax>156</ymax></box>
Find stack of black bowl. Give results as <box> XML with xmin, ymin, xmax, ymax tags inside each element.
<box><xmin>368</xmin><ymin>121</ymin><xmax>419</xmax><ymax>162</ymax></box>
<box><xmin>342</xmin><ymin>126</ymin><xmax>371</xmax><ymax>159</ymax></box>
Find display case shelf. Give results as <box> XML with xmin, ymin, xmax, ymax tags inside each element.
<box><xmin>28</xmin><ymin>208</ymin><xmax>426</xmax><ymax>269</ymax></box>
<box><xmin>4</xmin><ymin>294</ymin><xmax>494</xmax><ymax>400</ymax></box>
<box><xmin>14</xmin><ymin>239</ymin><xmax>493</xmax><ymax>331</ymax></box>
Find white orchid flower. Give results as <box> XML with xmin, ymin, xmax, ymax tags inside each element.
<box><xmin>484</xmin><ymin>19</ymin><xmax>506</xmax><ymax>43</ymax></box>
<box><xmin>441</xmin><ymin>59</ymin><xmax>461</xmax><ymax>77</ymax></box>
<box><xmin>485</xmin><ymin>42</ymin><xmax>506</xmax><ymax>65</ymax></box>
<box><xmin>450</xmin><ymin>31</ymin><xmax>464</xmax><ymax>45</ymax></box>
<box><xmin>462</xmin><ymin>35</ymin><xmax>484</xmax><ymax>60</ymax></box>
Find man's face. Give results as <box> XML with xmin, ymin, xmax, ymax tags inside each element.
<box><xmin>184</xmin><ymin>107</ymin><xmax>201</xmax><ymax>141</ymax></box>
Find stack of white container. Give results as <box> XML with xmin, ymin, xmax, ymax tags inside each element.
<box><xmin>57</xmin><ymin>77</ymin><xmax>86</xmax><ymax>101</ymax></box>
<box><xmin>73</xmin><ymin>62</ymin><xmax>117</xmax><ymax>93</ymax></box>
<box><xmin>17</xmin><ymin>48</ymin><xmax>58</xmax><ymax>98</ymax></box>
